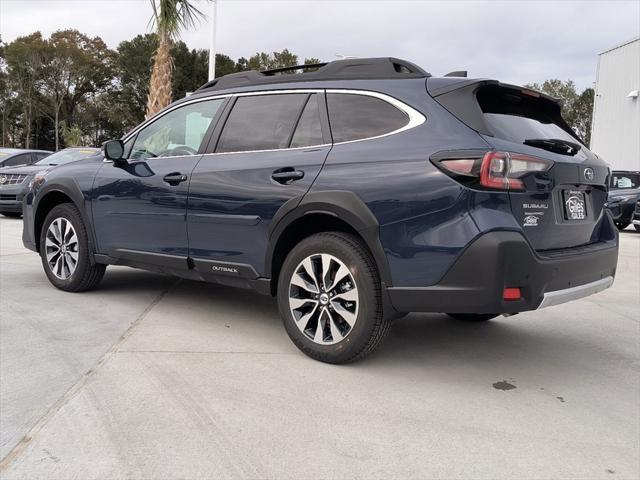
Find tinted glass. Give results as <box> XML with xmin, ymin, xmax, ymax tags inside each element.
<box><xmin>327</xmin><ymin>93</ymin><xmax>409</xmax><ymax>143</ymax></box>
<box><xmin>478</xmin><ymin>86</ymin><xmax>581</xmax><ymax>145</ymax></box>
<box><xmin>130</xmin><ymin>99</ymin><xmax>224</xmax><ymax>160</ymax></box>
<box><xmin>217</xmin><ymin>94</ymin><xmax>307</xmax><ymax>153</ymax></box>
<box><xmin>34</xmin><ymin>152</ymin><xmax>50</xmax><ymax>161</ymax></box>
<box><xmin>4</xmin><ymin>154</ymin><xmax>32</xmax><ymax>166</ymax></box>
<box><xmin>36</xmin><ymin>148</ymin><xmax>100</xmax><ymax>166</ymax></box>
<box><xmin>610</xmin><ymin>173</ymin><xmax>640</xmax><ymax>189</ymax></box>
<box><xmin>291</xmin><ymin>94</ymin><xmax>324</xmax><ymax>148</ymax></box>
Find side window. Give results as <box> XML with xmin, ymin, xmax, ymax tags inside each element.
<box><xmin>35</xmin><ymin>152</ymin><xmax>50</xmax><ymax>161</ymax></box>
<box><xmin>290</xmin><ymin>94</ymin><xmax>324</xmax><ymax>148</ymax></box>
<box><xmin>216</xmin><ymin>94</ymin><xmax>308</xmax><ymax>153</ymax></box>
<box><xmin>4</xmin><ymin>154</ymin><xmax>31</xmax><ymax>167</ymax></box>
<box><xmin>130</xmin><ymin>98</ymin><xmax>224</xmax><ymax>160</ymax></box>
<box><xmin>327</xmin><ymin>93</ymin><xmax>409</xmax><ymax>143</ymax></box>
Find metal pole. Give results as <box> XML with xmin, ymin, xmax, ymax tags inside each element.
<box><xmin>208</xmin><ymin>0</ymin><xmax>217</xmax><ymax>81</ymax></box>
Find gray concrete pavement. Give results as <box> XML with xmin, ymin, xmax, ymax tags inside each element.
<box><xmin>0</xmin><ymin>216</ymin><xmax>638</xmax><ymax>479</ymax></box>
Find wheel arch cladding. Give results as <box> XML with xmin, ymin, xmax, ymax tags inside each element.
<box><xmin>266</xmin><ymin>191</ymin><xmax>392</xmax><ymax>293</ymax></box>
<box><xmin>34</xmin><ymin>186</ymin><xmax>94</xmax><ymax>256</ymax></box>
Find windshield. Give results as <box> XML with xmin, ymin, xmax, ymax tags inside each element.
<box><xmin>610</xmin><ymin>173</ymin><xmax>640</xmax><ymax>190</ymax></box>
<box><xmin>36</xmin><ymin>148</ymin><xmax>99</xmax><ymax>166</ymax></box>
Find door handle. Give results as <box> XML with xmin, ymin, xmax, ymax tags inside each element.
<box><xmin>163</xmin><ymin>172</ymin><xmax>188</xmax><ymax>185</ymax></box>
<box><xmin>272</xmin><ymin>167</ymin><xmax>304</xmax><ymax>185</ymax></box>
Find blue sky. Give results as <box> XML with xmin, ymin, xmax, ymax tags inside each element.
<box><xmin>1</xmin><ymin>0</ymin><xmax>639</xmax><ymax>90</ymax></box>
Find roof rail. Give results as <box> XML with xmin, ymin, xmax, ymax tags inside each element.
<box><xmin>196</xmin><ymin>57</ymin><xmax>430</xmax><ymax>92</ymax></box>
<box><xmin>261</xmin><ymin>63</ymin><xmax>327</xmax><ymax>75</ymax></box>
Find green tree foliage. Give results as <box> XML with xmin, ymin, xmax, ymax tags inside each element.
<box><xmin>525</xmin><ymin>79</ymin><xmax>595</xmax><ymax>146</ymax></box>
<box><xmin>1</xmin><ymin>29</ymin><xmax>324</xmax><ymax>149</ymax></box>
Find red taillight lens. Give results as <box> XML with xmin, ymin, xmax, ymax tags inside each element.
<box><xmin>435</xmin><ymin>151</ymin><xmax>553</xmax><ymax>191</ymax></box>
<box><xmin>503</xmin><ymin>287</ymin><xmax>521</xmax><ymax>301</ymax></box>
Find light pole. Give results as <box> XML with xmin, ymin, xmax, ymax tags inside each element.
<box><xmin>208</xmin><ymin>0</ymin><xmax>217</xmax><ymax>81</ymax></box>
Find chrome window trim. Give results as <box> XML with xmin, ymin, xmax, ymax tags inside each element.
<box><xmin>121</xmin><ymin>95</ymin><xmax>232</xmax><ymax>143</ymax></box>
<box><xmin>118</xmin><ymin>88</ymin><xmax>425</xmax><ymax>159</ymax></box>
<box><xmin>326</xmin><ymin>89</ymin><xmax>426</xmax><ymax>145</ymax></box>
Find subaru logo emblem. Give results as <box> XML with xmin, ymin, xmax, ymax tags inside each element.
<box><xmin>584</xmin><ymin>168</ymin><xmax>595</xmax><ymax>181</ymax></box>
<box><xmin>0</xmin><ymin>176</ymin><xmax>6</xmax><ymax>185</ymax></box>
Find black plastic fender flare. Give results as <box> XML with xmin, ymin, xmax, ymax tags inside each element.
<box><xmin>266</xmin><ymin>190</ymin><xmax>392</xmax><ymax>286</ymax></box>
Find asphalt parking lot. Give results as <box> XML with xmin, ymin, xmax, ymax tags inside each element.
<box><xmin>0</xmin><ymin>216</ymin><xmax>638</xmax><ymax>480</ymax></box>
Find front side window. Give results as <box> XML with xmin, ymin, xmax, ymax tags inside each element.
<box><xmin>327</xmin><ymin>93</ymin><xmax>409</xmax><ymax>143</ymax></box>
<box><xmin>130</xmin><ymin>98</ymin><xmax>224</xmax><ymax>160</ymax></box>
<box><xmin>4</xmin><ymin>154</ymin><xmax>32</xmax><ymax>167</ymax></box>
<box><xmin>216</xmin><ymin>94</ymin><xmax>308</xmax><ymax>153</ymax></box>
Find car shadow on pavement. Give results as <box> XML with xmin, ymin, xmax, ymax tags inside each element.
<box><xmin>94</xmin><ymin>268</ymin><xmax>619</xmax><ymax>376</ymax></box>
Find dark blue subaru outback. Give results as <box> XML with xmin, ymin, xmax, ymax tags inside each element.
<box><xmin>22</xmin><ymin>58</ymin><xmax>618</xmax><ymax>363</ymax></box>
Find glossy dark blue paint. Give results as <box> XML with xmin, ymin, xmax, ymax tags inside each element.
<box><xmin>22</xmin><ymin>74</ymin><xmax>615</xmax><ymax>300</ymax></box>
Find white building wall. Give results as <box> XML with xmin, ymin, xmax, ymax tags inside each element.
<box><xmin>590</xmin><ymin>37</ymin><xmax>640</xmax><ymax>171</ymax></box>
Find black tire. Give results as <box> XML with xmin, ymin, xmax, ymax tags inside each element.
<box><xmin>39</xmin><ymin>203</ymin><xmax>106</xmax><ymax>292</ymax></box>
<box><xmin>615</xmin><ymin>222</ymin><xmax>629</xmax><ymax>231</ymax></box>
<box><xmin>447</xmin><ymin>313</ymin><xmax>500</xmax><ymax>322</ymax></box>
<box><xmin>1</xmin><ymin>212</ymin><xmax>21</xmax><ymax>218</ymax></box>
<box><xmin>277</xmin><ymin>232</ymin><xmax>391</xmax><ymax>364</ymax></box>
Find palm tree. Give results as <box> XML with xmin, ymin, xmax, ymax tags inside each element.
<box><xmin>146</xmin><ymin>0</ymin><xmax>207</xmax><ymax>119</ymax></box>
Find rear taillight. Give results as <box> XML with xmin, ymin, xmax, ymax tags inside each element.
<box><xmin>434</xmin><ymin>151</ymin><xmax>553</xmax><ymax>191</ymax></box>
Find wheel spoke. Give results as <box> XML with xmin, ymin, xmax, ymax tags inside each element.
<box><xmin>66</xmin><ymin>232</ymin><xmax>78</xmax><ymax>248</ymax></box>
<box><xmin>46</xmin><ymin>249</ymin><xmax>61</xmax><ymax>264</ymax></box>
<box><xmin>301</xmin><ymin>257</ymin><xmax>319</xmax><ymax>290</ymax></box>
<box><xmin>291</xmin><ymin>271</ymin><xmax>318</xmax><ymax>294</ymax></box>
<box><xmin>332</xmin><ymin>288</ymin><xmax>358</xmax><ymax>303</ymax></box>
<box><xmin>326</xmin><ymin>308</ymin><xmax>344</xmax><ymax>342</ymax></box>
<box><xmin>330</xmin><ymin>301</ymin><xmax>357</xmax><ymax>327</ymax></box>
<box><xmin>290</xmin><ymin>297</ymin><xmax>317</xmax><ymax>310</ymax></box>
<box><xmin>326</xmin><ymin>263</ymin><xmax>350</xmax><ymax>292</ymax></box>
<box><xmin>314</xmin><ymin>309</ymin><xmax>326</xmax><ymax>343</ymax></box>
<box><xmin>320</xmin><ymin>254</ymin><xmax>332</xmax><ymax>289</ymax></box>
<box><xmin>51</xmin><ymin>219</ymin><xmax>62</xmax><ymax>244</ymax></box>
<box><xmin>295</xmin><ymin>303</ymin><xmax>319</xmax><ymax>331</ymax></box>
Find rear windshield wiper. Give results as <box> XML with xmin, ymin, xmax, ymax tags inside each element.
<box><xmin>523</xmin><ymin>138</ymin><xmax>581</xmax><ymax>156</ymax></box>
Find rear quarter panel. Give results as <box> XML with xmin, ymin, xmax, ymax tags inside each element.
<box><xmin>311</xmin><ymin>80</ymin><xmax>489</xmax><ymax>287</ymax></box>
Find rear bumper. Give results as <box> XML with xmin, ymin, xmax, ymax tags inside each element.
<box><xmin>387</xmin><ymin>229</ymin><xmax>618</xmax><ymax>314</ymax></box>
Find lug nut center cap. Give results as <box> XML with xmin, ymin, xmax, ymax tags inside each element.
<box><xmin>319</xmin><ymin>293</ymin><xmax>329</xmax><ymax>305</ymax></box>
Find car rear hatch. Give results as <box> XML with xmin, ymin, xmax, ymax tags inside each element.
<box><xmin>428</xmin><ymin>80</ymin><xmax>610</xmax><ymax>251</ymax></box>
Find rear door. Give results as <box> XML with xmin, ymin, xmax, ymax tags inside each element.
<box><xmin>187</xmin><ymin>91</ymin><xmax>331</xmax><ymax>277</ymax></box>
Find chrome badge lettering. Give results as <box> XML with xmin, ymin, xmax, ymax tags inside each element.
<box><xmin>211</xmin><ymin>265</ymin><xmax>239</xmax><ymax>274</ymax></box>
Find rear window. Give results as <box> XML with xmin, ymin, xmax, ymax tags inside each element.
<box><xmin>610</xmin><ymin>173</ymin><xmax>640</xmax><ymax>189</ymax></box>
<box><xmin>217</xmin><ymin>94</ymin><xmax>307</xmax><ymax>153</ymax></box>
<box><xmin>476</xmin><ymin>86</ymin><xmax>580</xmax><ymax>145</ymax></box>
<box><xmin>327</xmin><ymin>93</ymin><xmax>409</xmax><ymax>143</ymax></box>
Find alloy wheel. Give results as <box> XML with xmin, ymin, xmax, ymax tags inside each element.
<box><xmin>45</xmin><ymin>217</ymin><xmax>79</xmax><ymax>280</ymax></box>
<box><xmin>288</xmin><ymin>253</ymin><xmax>359</xmax><ymax>345</ymax></box>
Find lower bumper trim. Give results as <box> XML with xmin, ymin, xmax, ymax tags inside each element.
<box><xmin>537</xmin><ymin>276</ymin><xmax>614</xmax><ymax>309</ymax></box>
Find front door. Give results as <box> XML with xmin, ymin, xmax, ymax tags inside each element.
<box><xmin>92</xmin><ymin>97</ymin><xmax>226</xmax><ymax>268</ymax></box>
<box><xmin>187</xmin><ymin>91</ymin><xmax>331</xmax><ymax>277</ymax></box>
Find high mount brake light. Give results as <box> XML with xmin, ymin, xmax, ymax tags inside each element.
<box><xmin>435</xmin><ymin>151</ymin><xmax>553</xmax><ymax>191</ymax></box>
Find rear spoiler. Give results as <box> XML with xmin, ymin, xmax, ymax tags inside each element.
<box><xmin>426</xmin><ymin>78</ymin><xmax>576</xmax><ymax>140</ymax></box>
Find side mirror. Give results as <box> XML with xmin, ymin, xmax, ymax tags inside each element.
<box><xmin>102</xmin><ymin>139</ymin><xmax>125</xmax><ymax>163</ymax></box>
